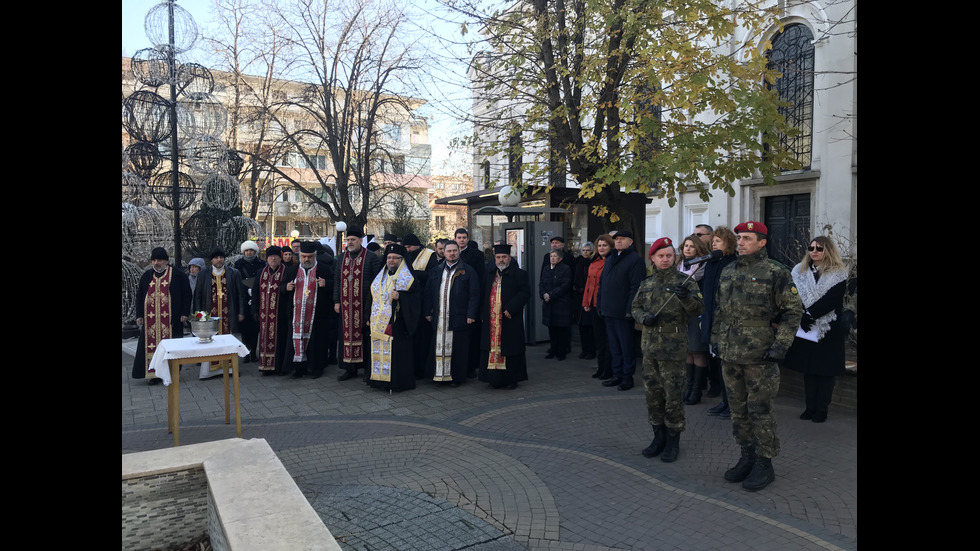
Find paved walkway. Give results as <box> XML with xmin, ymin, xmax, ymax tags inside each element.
<box><xmin>122</xmin><ymin>338</ymin><xmax>856</xmax><ymax>551</ymax></box>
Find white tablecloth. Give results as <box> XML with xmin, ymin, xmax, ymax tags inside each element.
<box><xmin>149</xmin><ymin>334</ymin><xmax>249</xmax><ymax>386</ymax></box>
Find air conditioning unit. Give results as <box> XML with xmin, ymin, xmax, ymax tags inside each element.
<box><xmin>290</xmin><ymin>203</ymin><xmax>302</xmax><ymax>213</ymax></box>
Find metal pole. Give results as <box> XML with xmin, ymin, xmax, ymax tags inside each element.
<box><xmin>167</xmin><ymin>0</ymin><xmax>183</xmax><ymax>268</ymax></box>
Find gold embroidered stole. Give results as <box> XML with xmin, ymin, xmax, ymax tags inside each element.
<box><xmin>433</xmin><ymin>264</ymin><xmax>462</xmax><ymax>380</ymax></box>
<box><xmin>340</xmin><ymin>249</ymin><xmax>367</xmax><ymax>363</ymax></box>
<box><xmin>257</xmin><ymin>264</ymin><xmax>284</xmax><ymax>370</ymax></box>
<box><xmin>369</xmin><ymin>261</ymin><xmax>415</xmax><ymax>382</ymax></box>
<box><xmin>487</xmin><ymin>271</ymin><xmax>506</xmax><ymax>370</ymax></box>
<box><xmin>143</xmin><ymin>267</ymin><xmax>173</xmax><ymax>375</ymax></box>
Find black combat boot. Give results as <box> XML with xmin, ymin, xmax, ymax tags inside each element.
<box><xmin>724</xmin><ymin>447</ymin><xmax>757</xmax><ymax>483</ymax></box>
<box><xmin>685</xmin><ymin>365</ymin><xmax>704</xmax><ymax>405</ymax></box>
<box><xmin>682</xmin><ymin>364</ymin><xmax>695</xmax><ymax>402</ymax></box>
<box><xmin>742</xmin><ymin>456</ymin><xmax>775</xmax><ymax>491</ymax></box>
<box><xmin>660</xmin><ymin>429</ymin><xmax>681</xmax><ymax>463</ymax></box>
<box><xmin>641</xmin><ymin>425</ymin><xmax>667</xmax><ymax>458</ymax></box>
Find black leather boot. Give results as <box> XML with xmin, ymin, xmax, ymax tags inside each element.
<box><xmin>641</xmin><ymin>425</ymin><xmax>666</xmax><ymax>457</ymax></box>
<box><xmin>660</xmin><ymin>430</ymin><xmax>680</xmax><ymax>463</ymax></box>
<box><xmin>724</xmin><ymin>447</ymin><xmax>757</xmax><ymax>482</ymax></box>
<box><xmin>742</xmin><ymin>456</ymin><xmax>775</xmax><ymax>491</ymax></box>
<box><xmin>685</xmin><ymin>365</ymin><xmax>704</xmax><ymax>405</ymax></box>
<box><xmin>682</xmin><ymin>364</ymin><xmax>695</xmax><ymax>403</ymax></box>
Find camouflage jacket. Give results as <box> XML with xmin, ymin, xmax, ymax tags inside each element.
<box><xmin>631</xmin><ymin>267</ymin><xmax>704</xmax><ymax>361</ymax></box>
<box><xmin>710</xmin><ymin>248</ymin><xmax>802</xmax><ymax>363</ymax></box>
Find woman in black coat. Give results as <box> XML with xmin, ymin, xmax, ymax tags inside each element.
<box><xmin>540</xmin><ymin>249</ymin><xmax>573</xmax><ymax>361</ymax></box>
<box><xmin>784</xmin><ymin>235</ymin><xmax>850</xmax><ymax>423</ymax></box>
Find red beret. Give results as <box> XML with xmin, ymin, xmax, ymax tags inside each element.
<box><xmin>649</xmin><ymin>237</ymin><xmax>673</xmax><ymax>256</ymax></box>
<box><xmin>734</xmin><ymin>221</ymin><xmax>768</xmax><ymax>236</ymax></box>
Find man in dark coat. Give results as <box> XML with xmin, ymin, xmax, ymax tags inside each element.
<box><xmin>367</xmin><ymin>244</ymin><xmax>422</xmax><ymax>391</ymax></box>
<box><xmin>235</xmin><ymin>239</ymin><xmax>266</xmax><ymax>363</ymax></box>
<box><xmin>281</xmin><ymin>241</ymin><xmax>334</xmax><ymax>379</ymax></box>
<box><xmin>404</xmin><ymin>233</ymin><xmax>439</xmax><ymax>378</ymax></box>
<box><xmin>334</xmin><ymin>227</ymin><xmax>384</xmax><ymax>382</ymax></box>
<box><xmin>597</xmin><ymin>230</ymin><xmax>646</xmax><ymax>391</ymax></box>
<box><xmin>423</xmin><ymin>240</ymin><xmax>480</xmax><ymax>386</ymax></box>
<box><xmin>480</xmin><ymin>244</ymin><xmax>531</xmax><ymax>389</ymax></box>
<box><xmin>456</xmin><ymin>228</ymin><xmax>486</xmax><ymax>378</ymax></box>
<box><xmin>132</xmin><ymin>247</ymin><xmax>191</xmax><ymax>384</ymax></box>
<box><xmin>540</xmin><ymin>249</ymin><xmax>573</xmax><ymax>360</ymax></box>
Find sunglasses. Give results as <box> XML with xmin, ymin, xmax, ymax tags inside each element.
<box><xmin>808</xmin><ymin>246</ymin><xmax>824</xmax><ymax>252</ymax></box>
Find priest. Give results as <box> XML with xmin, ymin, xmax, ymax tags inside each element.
<box><xmin>367</xmin><ymin>244</ymin><xmax>422</xmax><ymax>391</ymax></box>
<box><xmin>131</xmin><ymin>247</ymin><xmax>191</xmax><ymax>384</ymax></box>
<box><xmin>423</xmin><ymin>240</ymin><xmax>480</xmax><ymax>386</ymax></box>
<box><xmin>334</xmin><ymin>226</ymin><xmax>384</xmax><ymax>382</ymax></box>
<box><xmin>479</xmin><ymin>243</ymin><xmax>531</xmax><ymax>390</ymax></box>
<box><xmin>281</xmin><ymin>241</ymin><xmax>334</xmax><ymax>379</ymax></box>
<box><xmin>250</xmin><ymin>246</ymin><xmax>288</xmax><ymax>375</ymax></box>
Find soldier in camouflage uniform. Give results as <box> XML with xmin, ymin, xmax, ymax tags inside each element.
<box><xmin>711</xmin><ymin>221</ymin><xmax>802</xmax><ymax>492</ymax></box>
<box><xmin>632</xmin><ymin>238</ymin><xmax>704</xmax><ymax>463</ymax></box>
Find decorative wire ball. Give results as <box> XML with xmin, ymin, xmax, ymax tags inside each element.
<box><xmin>201</xmin><ymin>173</ymin><xmax>241</xmax><ymax>210</ymax></box>
<box><xmin>131</xmin><ymin>47</ymin><xmax>176</xmax><ymax>88</ymax></box>
<box><xmin>149</xmin><ymin>170</ymin><xmax>199</xmax><ymax>211</ymax></box>
<box><xmin>126</xmin><ymin>141</ymin><xmax>164</xmax><ymax>181</ymax></box>
<box><xmin>122</xmin><ymin>203</ymin><xmax>174</xmax><ymax>260</ymax></box>
<box><xmin>177</xmin><ymin>94</ymin><xmax>228</xmax><ymax>143</ymax></box>
<box><xmin>123</xmin><ymin>90</ymin><xmax>172</xmax><ymax>144</ymax></box>
<box><xmin>176</xmin><ymin>63</ymin><xmax>214</xmax><ymax>97</ymax></box>
<box><xmin>186</xmin><ymin>135</ymin><xmax>230</xmax><ymax>175</ymax></box>
<box><xmin>122</xmin><ymin>146</ymin><xmax>130</xmax><ymax>171</ymax></box>
<box><xmin>183</xmin><ymin>208</ymin><xmax>234</xmax><ymax>258</ymax></box>
<box><xmin>227</xmin><ymin>149</ymin><xmax>245</xmax><ymax>176</ymax></box>
<box><xmin>144</xmin><ymin>0</ymin><xmax>199</xmax><ymax>54</ymax></box>
<box><xmin>218</xmin><ymin>216</ymin><xmax>265</xmax><ymax>254</ymax></box>
<box><xmin>122</xmin><ymin>172</ymin><xmax>149</xmax><ymax>204</ymax></box>
<box><xmin>122</xmin><ymin>259</ymin><xmax>144</xmax><ymax>323</ymax></box>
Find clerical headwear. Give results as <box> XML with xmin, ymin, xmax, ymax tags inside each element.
<box><xmin>299</xmin><ymin>241</ymin><xmax>319</xmax><ymax>254</ymax></box>
<box><xmin>347</xmin><ymin>226</ymin><xmax>365</xmax><ymax>238</ymax></box>
<box><xmin>385</xmin><ymin>243</ymin><xmax>408</xmax><ymax>258</ymax></box>
<box><xmin>402</xmin><ymin>233</ymin><xmax>423</xmax><ymax>247</ymax></box>
<box><xmin>209</xmin><ymin>248</ymin><xmax>227</xmax><ymax>260</ymax></box>
<box><xmin>265</xmin><ymin>246</ymin><xmax>282</xmax><ymax>258</ymax></box>
<box><xmin>383</xmin><ymin>233</ymin><xmax>399</xmax><ymax>243</ymax></box>
<box><xmin>151</xmin><ymin>247</ymin><xmax>169</xmax><ymax>261</ymax></box>
<box><xmin>493</xmin><ymin>243</ymin><xmax>513</xmax><ymax>255</ymax></box>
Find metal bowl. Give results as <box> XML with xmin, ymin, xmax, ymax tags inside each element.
<box><xmin>190</xmin><ymin>318</ymin><xmax>220</xmax><ymax>343</ymax></box>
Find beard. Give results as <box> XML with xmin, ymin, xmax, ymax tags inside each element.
<box><xmin>301</xmin><ymin>260</ymin><xmax>315</xmax><ymax>270</ymax></box>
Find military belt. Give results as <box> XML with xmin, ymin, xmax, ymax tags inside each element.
<box><xmin>738</xmin><ymin>320</ymin><xmax>770</xmax><ymax>327</ymax></box>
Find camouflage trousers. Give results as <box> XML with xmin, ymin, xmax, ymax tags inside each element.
<box><xmin>642</xmin><ymin>358</ymin><xmax>686</xmax><ymax>432</ymax></box>
<box><xmin>722</xmin><ymin>361</ymin><xmax>780</xmax><ymax>459</ymax></box>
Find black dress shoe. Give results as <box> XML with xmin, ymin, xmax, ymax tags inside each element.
<box><xmin>147</xmin><ymin>378</ymin><xmax>162</xmax><ymax>386</ymax></box>
<box><xmin>602</xmin><ymin>377</ymin><xmax>622</xmax><ymax>387</ymax></box>
<box><xmin>811</xmin><ymin>411</ymin><xmax>827</xmax><ymax>423</ymax></box>
<box><xmin>579</xmin><ymin>352</ymin><xmax>588</xmax><ymax>359</ymax></box>
<box><xmin>545</xmin><ymin>352</ymin><xmax>557</xmax><ymax>359</ymax></box>
<box><xmin>291</xmin><ymin>372</ymin><xmax>304</xmax><ymax>379</ymax></box>
<box><xmin>591</xmin><ymin>369</ymin><xmax>602</xmax><ymax>378</ymax></box>
<box><xmin>584</xmin><ymin>353</ymin><xmax>596</xmax><ymax>360</ymax></box>
<box><xmin>506</xmin><ymin>382</ymin><xmax>518</xmax><ymax>390</ymax></box>
<box><xmin>617</xmin><ymin>378</ymin><xmax>634</xmax><ymax>391</ymax></box>
<box><xmin>337</xmin><ymin>371</ymin><xmax>356</xmax><ymax>381</ymax></box>
<box><xmin>799</xmin><ymin>409</ymin><xmax>814</xmax><ymax>420</ymax></box>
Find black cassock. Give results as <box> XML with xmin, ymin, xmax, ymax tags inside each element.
<box><xmin>131</xmin><ymin>267</ymin><xmax>191</xmax><ymax>379</ymax></box>
<box><xmin>368</xmin><ymin>274</ymin><xmax>422</xmax><ymax>392</ymax></box>
<box><xmin>479</xmin><ymin>264</ymin><xmax>531</xmax><ymax>387</ymax></box>
<box><xmin>279</xmin><ymin>261</ymin><xmax>335</xmax><ymax>377</ymax></box>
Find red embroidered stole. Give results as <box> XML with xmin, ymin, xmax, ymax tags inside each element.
<box><xmin>143</xmin><ymin>267</ymin><xmax>173</xmax><ymax>375</ymax></box>
<box><xmin>487</xmin><ymin>271</ymin><xmax>506</xmax><ymax>370</ymax></box>
<box><xmin>340</xmin><ymin>248</ymin><xmax>367</xmax><ymax>363</ymax></box>
<box><xmin>257</xmin><ymin>263</ymin><xmax>284</xmax><ymax>370</ymax></box>
<box><xmin>291</xmin><ymin>263</ymin><xmax>319</xmax><ymax>361</ymax></box>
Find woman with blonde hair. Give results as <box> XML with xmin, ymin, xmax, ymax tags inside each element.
<box><xmin>701</xmin><ymin>226</ymin><xmax>737</xmax><ymax>418</ymax></box>
<box><xmin>784</xmin><ymin>235</ymin><xmax>849</xmax><ymax>423</ymax></box>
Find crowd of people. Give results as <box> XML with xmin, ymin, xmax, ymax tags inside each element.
<box><xmin>130</xmin><ymin>220</ymin><xmax>854</xmax><ymax>493</ymax></box>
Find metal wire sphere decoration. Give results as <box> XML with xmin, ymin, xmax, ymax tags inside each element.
<box><xmin>176</xmin><ymin>63</ymin><xmax>214</xmax><ymax>97</ymax></box>
<box><xmin>122</xmin><ymin>203</ymin><xmax>174</xmax><ymax>260</ymax></box>
<box><xmin>122</xmin><ymin>146</ymin><xmax>130</xmax><ymax>172</ymax></box>
<box><xmin>144</xmin><ymin>0</ymin><xmax>199</xmax><ymax>54</ymax></box>
<box><xmin>123</xmin><ymin>90</ymin><xmax>172</xmax><ymax>144</ymax></box>
<box><xmin>217</xmin><ymin>216</ymin><xmax>265</xmax><ymax>254</ymax></box>
<box><xmin>182</xmin><ymin>208</ymin><xmax>234</xmax><ymax>259</ymax></box>
<box><xmin>126</xmin><ymin>141</ymin><xmax>164</xmax><ymax>181</ymax></box>
<box><xmin>186</xmin><ymin>135</ymin><xmax>230</xmax><ymax>175</ymax></box>
<box><xmin>121</xmin><ymin>259</ymin><xmax>145</xmax><ymax>323</ymax></box>
<box><xmin>122</xmin><ymin>172</ymin><xmax>149</xmax><ymax>205</ymax></box>
<box><xmin>131</xmin><ymin>47</ymin><xmax>176</xmax><ymax>88</ymax></box>
<box><xmin>177</xmin><ymin>94</ymin><xmax>228</xmax><ymax>144</ymax></box>
<box><xmin>149</xmin><ymin>170</ymin><xmax>199</xmax><ymax>211</ymax></box>
<box><xmin>227</xmin><ymin>149</ymin><xmax>245</xmax><ymax>176</ymax></box>
<box><xmin>201</xmin><ymin>173</ymin><xmax>241</xmax><ymax>210</ymax></box>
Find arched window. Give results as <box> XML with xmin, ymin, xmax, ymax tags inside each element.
<box><xmin>767</xmin><ymin>23</ymin><xmax>814</xmax><ymax>170</ymax></box>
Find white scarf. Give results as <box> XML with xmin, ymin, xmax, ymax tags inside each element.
<box><xmin>792</xmin><ymin>263</ymin><xmax>847</xmax><ymax>341</ymax></box>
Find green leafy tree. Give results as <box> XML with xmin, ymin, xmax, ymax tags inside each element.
<box><xmin>451</xmin><ymin>0</ymin><xmax>801</xmax><ymax>234</ymax></box>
